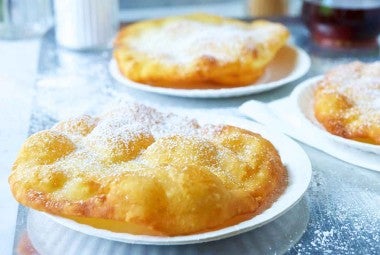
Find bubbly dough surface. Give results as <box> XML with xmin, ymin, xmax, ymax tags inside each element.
<box><xmin>314</xmin><ymin>61</ymin><xmax>380</xmax><ymax>145</ymax></box>
<box><xmin>10</xmin><ymin>104</ymin><xmax>287</xmax><ymax>236</ymax></box>
<box><xmin>114</xmin><ymin>13</ymin><xmax>289</xmax><ymax>88</ymax></box>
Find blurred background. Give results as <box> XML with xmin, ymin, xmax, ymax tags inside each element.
<box><xmin>0</xmin><ymin>0</ymin><xmax>302</xmax><ymax>41</ymax></box>
<box><xmin>118</xmin><ymin>0</ymin><xmax>302</xmax><ymax>20</ymax></box>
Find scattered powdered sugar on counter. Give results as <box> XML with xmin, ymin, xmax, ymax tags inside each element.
<box><xmin>288</xmin><ymin>155</ymin><xmax>380</xmax><ymax>255</ymax></box>
<box><xmin>36</xmin><ymin>51</ymin><xmax>115</xmax><ymax>121</ymax></box>
<box><xmin>310</xmin><ymin>229</ymin><xmax>335</xmax><ymax>247</ymax></box>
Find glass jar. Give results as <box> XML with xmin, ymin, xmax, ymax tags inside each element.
<box><xmin>0</xmin><ymin>0</ymin><xmax>53</xmax><ymax>40</ymax></box>
<box><xmin>302</xmin><ymin>0</ymin><xmax>380</xmax><ymax>48</ymax></box>
<box><xmin>54</xmin><ymin>0</ymin><xmax>119</xmax><ymax>50</ymax></box>
<box><xmin>247</xmin><ymin>0</ymin><xmax>288</xmax><ymax>17</ymax></box>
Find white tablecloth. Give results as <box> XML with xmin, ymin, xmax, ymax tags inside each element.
<box><xmin>0</xmin><ymin>39</ymin><xmax>40</xmax><ymax>255</ymax></box>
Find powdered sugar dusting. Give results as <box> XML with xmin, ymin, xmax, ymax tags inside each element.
<box><xmin>98</xmin><ymin>103</ymin><xmax>219</xmax><ymax>139</ymax></box>
<box><xmin>318</xmin><ymin>61</ymin><xmax>380</xmax><ymax>125</ymax></box>
<box><xmin>129</xmin><ymin>19</ymin><xmax>278</xmax><ymax>64</ymax></box>
<box><xmin>51</xmin><ymin>103</ymin><xmax>223</xmax><ymax>178</ymax></box>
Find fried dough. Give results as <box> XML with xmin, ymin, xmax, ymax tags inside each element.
<box><xmin>9</xmin><ymin>104</ymin><xmax>287</xmax><ymax>236</ymax></box>
<box><xmin>114</xmin><ymin>13</ymin><xmax>289</xmax><ymax>89</ymax></box>
<box><xmin>314</xmin><ymin>61</ymin><xmax>380</xmax><ymax>145</ymax></box>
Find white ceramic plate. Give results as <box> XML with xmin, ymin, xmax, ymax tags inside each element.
<box><xmin>292</xmin><ymin>76</ymin><xmax>380</xmax><ymax>155</ymax></box>
<box><xmin>109</xmin><ymin>45</ymin><xmax>311</xmax><ymax>98</ymax></box>
<box><xmin>46</xmin><ymin>115</ymin><xmax>312</xmax><ymax>245</ymax></box>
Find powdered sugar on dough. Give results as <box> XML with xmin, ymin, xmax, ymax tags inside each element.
<box><xmin>318</xmin><ymin>61</ymin><xmax>380</xmax><ymax>126</ymax></box>
<box><xmin>129</xmin><ymin>20</ymin><xmax>278</xmax><ymax>64</ymax></box>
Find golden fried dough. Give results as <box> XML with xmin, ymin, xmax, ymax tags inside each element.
<box><xmin>314</xmin><ymin>61</ymin><xmax>380</xmax><ymax>145</ymax></box>
<box><xmin>114</xmin><ymin>13</ymin><xmax>289</xmax><ymax>89</ymax></box>
<box><xmin>9</xmin><ymin>104</ymin><xmax>287</xmax><ymax>236</ymax></box>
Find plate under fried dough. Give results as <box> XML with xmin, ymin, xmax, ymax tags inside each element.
<box><xmin>313</xmin><ymin>61</ymin><xmax>380</xmax><ymax>145</ymax></box>
<box><xmin>9</xmin><ymin>104</ymin><xmax>287</xmax><ymax>237</ymax></box>
<box><xmin>113</xmin><ymin>13</ymin><xmax>289</xmax><ymax>89</ymax></box>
